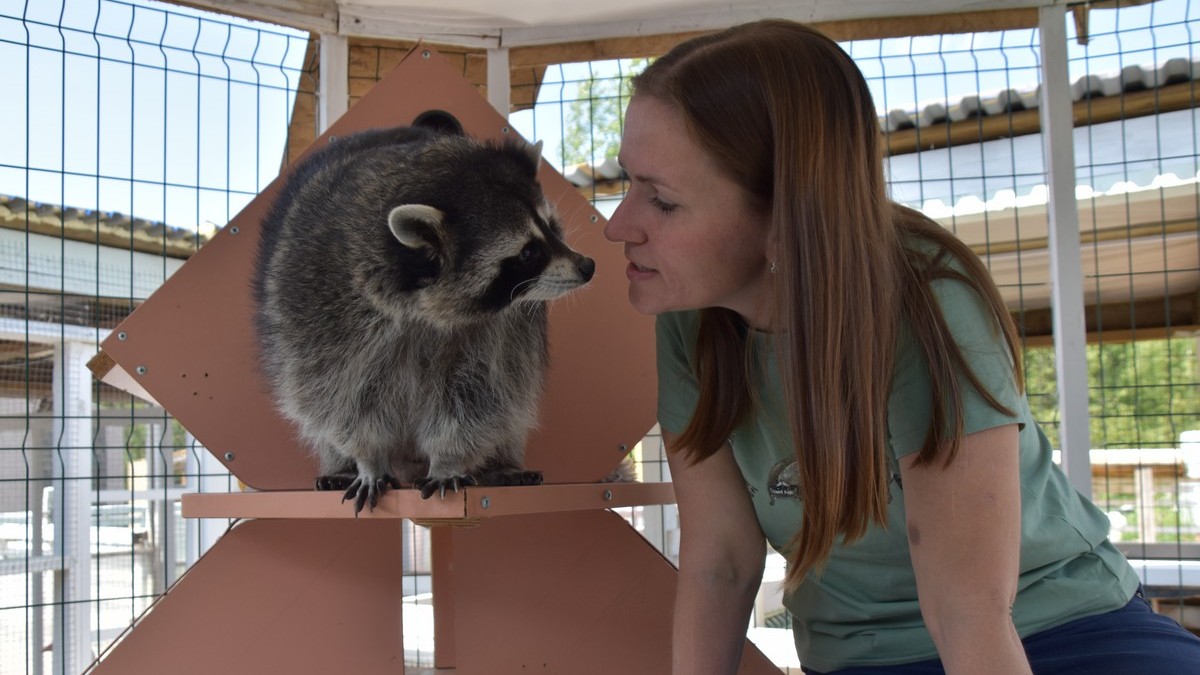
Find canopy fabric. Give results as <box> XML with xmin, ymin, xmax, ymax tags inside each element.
<box><xmin>173</xmin><ymin>0</ymin><xmax>1051</xmax><ymax>46</ymax></box>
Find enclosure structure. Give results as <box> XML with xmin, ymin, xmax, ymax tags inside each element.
<box><xmin>82</xmin><ymin>37</ymin><xmax>775</xmax><ymax>672</ymax></box>
<box><xmin>3</xmin><ymin>0</ymin><xmax>1200</xmax><ymax>673</ymax></box>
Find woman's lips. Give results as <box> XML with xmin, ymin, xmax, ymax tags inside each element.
<box><xmin>626</xmin><ymin>261</ymin><xmax>657</xmax><ymax>281</ymax></box>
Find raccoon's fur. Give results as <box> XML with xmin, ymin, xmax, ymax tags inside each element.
<box><xmin>252</xmin><ymin>125</ymin><xmax>594</xmax><ymax>512</ymax></box>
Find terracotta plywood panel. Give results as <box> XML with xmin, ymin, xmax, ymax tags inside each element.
<box><xmin>445</xmin><ymin>510</ymin><xmax>779</xmax><ymax>674</ymax></box>
<box><xmin>90</xmin><ymin>519</ymin><xmax>406</xmax><ymax>674</ymax></box>
<box><xmin>180</xmin><ymin>482</ymin><xmax>676</xmax><ymax>523</ymax></box>
<box><xmin>98</xmin><ymin>44</ymin><xmax>656</xmax><ymax>490</ymax></box>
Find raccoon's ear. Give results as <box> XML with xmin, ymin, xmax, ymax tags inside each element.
<box><xmin>387</xmin><ymin>204</ymin><xmax>444</xmax><ymax>250</ymax></box>
<box><xmin>525</xmin><ymin>140</ymin><xmax>544</xmax><ymax>171</ymax></box>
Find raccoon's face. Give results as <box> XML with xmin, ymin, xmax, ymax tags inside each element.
<box><xmin>475</xmin><ymin>196</ymin><xmax>596</xmax><ymax>311</ymax></box>
<box><xmin>387</xmin><ymin>191</ymin><xmax>595</xmax><ymax>323</ymax></box>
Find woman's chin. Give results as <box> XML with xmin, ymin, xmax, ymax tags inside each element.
<box><xmin>627</xmin><ymin>289</ymin><xmax>667</xmax><ymax>316</ymax></box>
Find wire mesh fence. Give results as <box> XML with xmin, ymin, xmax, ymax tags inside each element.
<box><xmin>0</xmin><ymin>0</ymin><xmax>307</xmax><ymax>672</ymax></box>
<box><xmin>2</xmin><ymin>0</ymin><xmax>1200</xmax><ymax>673</ymax></box>
<box><xmin>510</xmin><ymin>0</ymin><xmax>1200</xmax><ymax>666</ymax></box>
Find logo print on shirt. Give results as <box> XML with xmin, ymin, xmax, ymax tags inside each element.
<box><xmin>766</xmin><ymin>458</ymin><xmax>801</xmax><ymax>505</ymax></box>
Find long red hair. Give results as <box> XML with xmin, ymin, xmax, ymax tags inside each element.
<box><xmin>635</xmin><ymin>20</ymin><xmax>1023</xmax><ymax>588</ymax></box>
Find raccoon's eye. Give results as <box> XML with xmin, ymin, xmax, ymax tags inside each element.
<box><xmin>518</xmin><ymin>243</ymin><xmax>538</xmax><ymax>263</ymax></box>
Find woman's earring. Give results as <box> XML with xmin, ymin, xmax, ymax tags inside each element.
<box><xmin>769</xmin><ymin>260</ymin><xmax>778</xmax><ymax>274</ymax></box>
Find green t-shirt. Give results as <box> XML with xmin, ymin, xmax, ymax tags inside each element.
<box><xmin>656</xmin><ymin>273</ymin><xmax>1140</xmax><ymax>672</ymax></box>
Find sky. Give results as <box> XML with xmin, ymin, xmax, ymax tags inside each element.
<box><xmin>0</xmin><ymin>0</ymin><xmax>308</xmax><ymax>231</ymax></box>
<box><xmin>513</xmin><ymin>0</ymin><xmax>1200</xmax><ymax>162</ymax></box>
<box><xmin>1</xmin><ymin>0</ymin><xmax>1198</xmax><ymax>229</ymax></box>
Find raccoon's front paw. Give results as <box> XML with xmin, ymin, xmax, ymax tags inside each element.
<box><xmin>340</xmin><ymin>474</ymin><xmax>402</xmax><ymax>514</ymax></box>
<box><xmin>415</xmin><ymin>474</ymin><xmax>476</xmax><ymax>499</ymax></box>
<box><xmin>314</xmin><ymin>474</ymin><xmax>355</xmax><ymax>492</ymax></box>
<box><xmin>514</xmin><ymin>470</ymin><xmax>544</xmax><ymax>486</ymax></box>
<box><xmin>475</xmin><ymin>469</ymin><xmax>543</xmax><ymax>487</ymax></box>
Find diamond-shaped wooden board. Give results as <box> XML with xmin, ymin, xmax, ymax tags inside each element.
<box><xmin>96</xmin><ymin>45</ymin><xmax>656</xmax><ymax>490</ymax></box>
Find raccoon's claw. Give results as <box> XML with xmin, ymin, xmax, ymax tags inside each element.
<box><xmin>513</xmin><ymin>470</ymin><xmax>543</xmax><ymax>486</ymax></box>
<box><xmin>340</xmin><ymin>474</ymin><xmax>402</xmax><ymax>515</ymax></box>
<box><xmin>315</xmin><ymin>474</ymin><xmax>355</xmax><ymax>492</ymax></box>
<box><xmin>415</xmin><ymin>474</ymin><xmax>476</xmax><ymax>499</ymax></box>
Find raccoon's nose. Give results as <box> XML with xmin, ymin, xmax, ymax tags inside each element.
<box><xmin>577</xmin><ymin>257</ymin><xmax>596</xmax><ymax>282</ymax></box>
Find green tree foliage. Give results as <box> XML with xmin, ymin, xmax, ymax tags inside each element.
<box><xmin>1022</xmin><ymin>337</ymin><xmax>1200</xmax><ymax>449</ymax></box>
<box><xmin>559</xmin><ymin>59</ymin><xmax>648</xmax><ymax>166</ymax></box>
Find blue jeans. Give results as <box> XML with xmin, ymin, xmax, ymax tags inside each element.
<box><xmin>802</xmin><ymin>588</ymin><xmax>1200</xmax><ymax>674</ymax></box>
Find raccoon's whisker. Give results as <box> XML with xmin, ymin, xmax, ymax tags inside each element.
<box><xmin>564</xmin><ymin>291</ymin><xmax>583</xmax><ymax>311</ymax></box>
<box><xmin>509</xmin><ymin>277</ymin><xmax>539</xmax><ymax>302</ymax></box>
<box><xmin>520</xmin><ymin>303</ymin><xmax>541</xmax><ymax>329</ymax></box>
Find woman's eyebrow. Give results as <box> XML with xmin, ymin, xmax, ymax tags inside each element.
<box><xmin>617</xmin><ymin>156</ymin><xmax>669</xmax><ymax>188</ymax></box>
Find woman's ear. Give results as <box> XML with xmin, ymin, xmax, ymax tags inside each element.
<box><xmin>762</xmin><ymin>215</ymin><xmax>779</xmax><ymax>267</ymax></box>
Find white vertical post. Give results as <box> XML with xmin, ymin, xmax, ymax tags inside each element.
<box><xmin>146</xmin><ymin>425</ymin><xmax>163</xmax><ymax>594</ymax></box>
<box><xmin>487</xmin><ymin>47</ymin><xmax>511</xmax><ymax>119</ymax></box>
<box><xmin>318</xmin><ymin>32</ymin><xmax>349</xmax><ymax>132</ymax></box>
<box><xmin>31</xmin><ymin>408</ymin><xmax>51</xmax><ymax>675</ymax></box>
<box><xmin>1039</xmin><ymin>5</ymin><xmax>1093</xmax><ymax>499</ymax></box>
<box><xmin>184</xmin><ymin>434</ymin><xmax>199</xmax><ymax>567</ymax></box>
<box><xmin>638</xmin><ymin>430</ymin><xmax>666</xmax><ymax>554</ymax></box>
<box><xmin>51</xmin><ymin>339</ymin><xmax>95</xmax><ymax>674</ymax></box>
<box><xmin>152</xmin><ymin>422</ymin><xmax>180</xmax><ymax>589</ymax></box>
<box><xmin>184</xmin><ymin>432</ymin><xmax>230</xmax><ymax>567</ymax></box>
<box><xmin>651</xmin><ymin>425</ymin><xmax>681</xmax><ymax>565</ymax></box>
<box><xmin>1135</xmin><ymin>466</ymin><xmax>1158</xmax><ymax>543</ymax></box>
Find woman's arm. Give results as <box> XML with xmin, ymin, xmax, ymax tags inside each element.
<box><xmin>900</xmin><ymin>423</ymin><xmax>1033</xmax><ymax>675</ymax></box>
<box><xmin>664</xmin><ymin>430</ymin><xmax>767</xmax><ymax>675</ymax></box>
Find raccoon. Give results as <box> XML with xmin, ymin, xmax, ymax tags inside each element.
<box><xmin>252</xmin><ymin>125</ymin><xmax>594</xmax><ymax>512</ymax></box>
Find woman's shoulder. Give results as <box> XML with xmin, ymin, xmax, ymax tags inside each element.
<box><xmin>900</xmin><ymin>227</ymin><xmax>995</xmax><ymax>312</ymax></box>
<box><xmin>656</xmin><ymin>309</ymin><xmax>701</xmax><ymax>340</ymax></box>
<box><xmin>656</xmin><ymin>309</ymin><xmax>702</xmax><ymax>329</ymax></box>
<box><xmin>655</xmin><ymin>310</ymin><xmax>702</xmax><ymax>360</ymax></box>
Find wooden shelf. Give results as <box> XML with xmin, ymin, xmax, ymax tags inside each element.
<box><xmin>182</xmin><ymin>481</ymin><xmax>676</xmax><ymax>525</ymax></box>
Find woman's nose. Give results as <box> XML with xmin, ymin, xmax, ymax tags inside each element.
<box><xmin>603</xmin><ymin>199</ymin><xmax>635</xmax><ymax>243</ymax></box>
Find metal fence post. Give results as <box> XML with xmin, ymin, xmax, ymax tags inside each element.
<box><xmin>51</xmin><ymin>339</ymin><xmax>96</xmax><ymax>673</ymax></box>
<box><xmin>1039</xmin><ymin>4</ymin><xmax>1093</xmax><ymax>499</ymax></box>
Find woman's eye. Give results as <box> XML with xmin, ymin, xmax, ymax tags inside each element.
<box><xmin>649</xmin><ymin>196</ymin><xmax>677</xmax><ymax>214</ymax></box>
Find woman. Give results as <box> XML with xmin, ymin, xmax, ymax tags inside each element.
<box><xmin>602</xmin><ymin>19</ymin><xmax>1200</xmax><ymax>675</ymax></box>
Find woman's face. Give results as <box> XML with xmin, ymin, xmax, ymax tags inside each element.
<box><xmin>604</xmin><ymin>96</ymin><xmax>773</xmax><ymax>329</ymax></box>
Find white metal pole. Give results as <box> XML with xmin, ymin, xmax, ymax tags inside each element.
<box><xmin>487</xmin><ymin>47</ymin><xmax>511</xmax><ymax>119</ymax></box>
<box><xmin>51</xmin><ymin>339</ymin><xmax>96</xmax><ymax>674</ymax></box>
<box><xmin>638</xmin><ymin>429</ymin><xmax>666</xmax><ymax>555</ymax></box>
<box><xmin>152</xmin><ymin>422</ymin><xmax>180</xmax><ymax>590</ymax></box>
<box><xmin>318</xmin><ymin>32</ymin><xmax>349</xmax><ymax>132</ymax></box>
<box><xmin>184</xmin><ymin>431</ymin><xmax>229</xmax><ymax>567</ymax></box>
<box><xmin>1039</xmin><ymin>5</ymin><xmax>1093</xmax><ymax>499</ymax></box>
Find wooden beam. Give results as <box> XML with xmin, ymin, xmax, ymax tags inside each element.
<box><xmin>284</xmin><ymin>36</ymin><xmax>547</xmax><ymax>169</ymax></box>
<box><xmin>885</xmin><ymin>80</ymin><xmax>1200</xmax><ymax>156</ymax></box>
<box><xmin>509</xmin><ymin>8</ymin><xmax>1038</xmax><ymax>69</ymax></box>
<box><xmin>159</xmin><ymin>0</ymin><xmax>336</xmax><ymax>34</ymax></box>
<box><xmin>1016</xmin><ymin>292</ymin><xmax>1200</xmax><ymax>344</ymax></box>
<box><xmin>965</xmin><ymin>217</ymin><xmax>1200</xmax><ymax>258</ymax></box>
<box><xmin>0</xmin><ymin>206</ymin><xmax>205</xmax><ymax>260</ymax></box>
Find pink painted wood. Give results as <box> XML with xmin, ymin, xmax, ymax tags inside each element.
<box><xmin>95</xmin><ymin>44</ymin><xmax>657</xmax><ymax>490</ymax></box>
<box><xmin>441</xmin><ymin>510</ymin><xmax>780</xmax><ymax>674</ymax></box>
<box><xmin>89</xmin><ymin>519</ymin><xmax>407</xmax><ymax>674</ymax></box>
<box><xmin>84</xmin><ymin>44</ymin><xmax>785</xmax><ymax>675</ymax></box>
